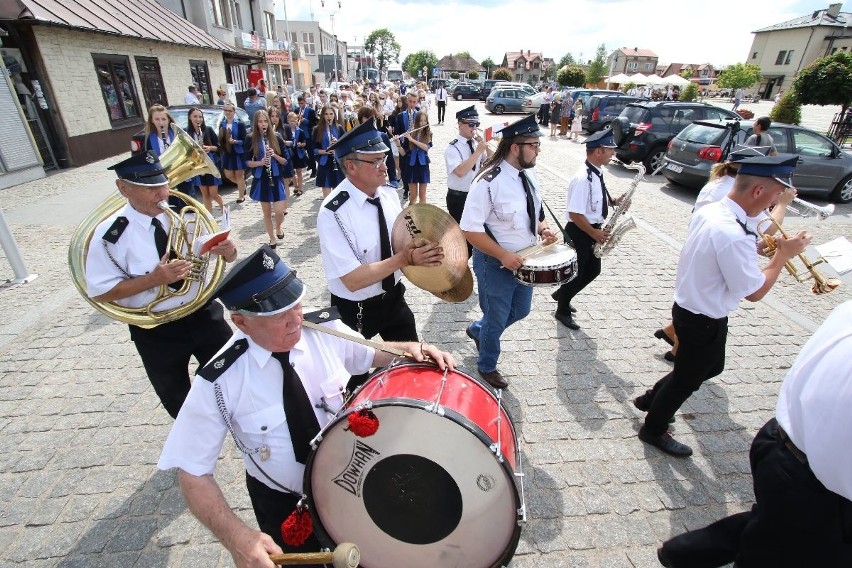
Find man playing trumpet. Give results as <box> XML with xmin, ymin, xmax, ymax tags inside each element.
<box><xmin>85</xmin><ymin>152</ymin><xmax>238</xmax><ymax>418</ymax></box>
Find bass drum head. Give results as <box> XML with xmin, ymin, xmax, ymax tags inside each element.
<box><xmin>305</xmin><ymin>402</ymin><xmax>521</xmax><ymax>568</ymax></box>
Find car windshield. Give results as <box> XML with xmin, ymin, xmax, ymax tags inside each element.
<box><xmin>622</xmin><ymin>106</ymin><xmax>649</xmax><ymax>123</ymax></box>
<box><xmin>677</xmin><ymin>123</ymin><xmax>728</xmax><ymax>144</ymax></box>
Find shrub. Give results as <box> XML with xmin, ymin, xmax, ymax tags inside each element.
<box><xmin>770</xmin><ymin>89</ymin><xmax>802</xmax><ymax>125</ymax></box>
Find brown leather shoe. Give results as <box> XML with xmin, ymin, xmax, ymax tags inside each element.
<box><xmin>479</xmin><ymin>368</ymin><xmax>508</xmax><ymax>389</ymax></box>
<box><xmin>465</xmin><ymin>325</ymin><xmax>480</xmax><ymax>352</ymax></box>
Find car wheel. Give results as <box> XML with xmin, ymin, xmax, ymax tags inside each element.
<box><xmin>494</xmin><ymin>105</ymin><xmax>505</xmax><ymax>114</ymax></box>
<box><xmin>644</xmin><ymin>147</ymin><xmax>667</xmax><ymax>175</ymax></box>
<box><xmin>456</xmin><ymin>94</ymin><xmax>463</xmax><ymax>101</ymax></box>
<box><xmin>832</xmin><ymin>174</ymin><xmax>852</xmax><ymax>204</ymax></box>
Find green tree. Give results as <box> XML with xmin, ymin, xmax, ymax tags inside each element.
<box><xmin>770</xmin><ymin>88</ymin><xmax>802</xmax><ymax>125</ymax></box>
<box><xmin>585</xmin><ymin>44</ymin><xmax>607</xmax><ymax>85</ymax></box>
<box><xmin>679</xmin><ymin>83</ymin><xmax>698</xmax><ymax>101</ymax></box>
<box><xmin>679</xmin><ymin>68</ymin><xmax>693</xmax><ymax>80</ymax></box>
<box><xmin>481</xmin><ymin>57</ymin><xmax>496</xmax><ymax>78</ymax></box>
<box><xmin>622</xmin><ymin>81</ymin><xmax>636</xmax><ymax>94</ymax></box>
<box><xmin>401</xmin><ymin>50</ymin><xmax>437</xmax><ymax>81</ymax></box>
<box><xmin>364</xmin><ymin>29</ymin><xmax>401</xmax><ymax>76</ymax></box>
<box><xmin>467</xmin><ymin>70</ymin><xmax>479</xmax><ymax>80</ymax></box>
<box><xmin>450</xmin><ymin>71</ymin><xmax>460</xmax><ymax>79</ymax></box>
<box><xmin>559</xmin><ymin>53</ymin><xmax>576</xmax><ymax>68</ymax></box>
<box><xmin>492</xmin><ymin>67</ymin><xmax>512</xmax><ymax>81</ymax></box>
<box><xmin>793</xmin><ymin>52</ymin><xmax>852</xmax><ymax>123</ymax></box>
<box><xmin>716</xmin><ymin>63</ymin><xmax>762</xmax><ymax>90</ymax></box>
<box><xmin>455</xmin><ymin>51</ymin><xmax>471</xmax><ymax>59</ymax></box>
<box><xmin>557</xmin><ymin>65</ymin><xmax>586</xmax><ymax>87</ymax></box>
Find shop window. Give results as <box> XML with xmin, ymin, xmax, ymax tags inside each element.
<box><xmin>93</xmin><ymin>54</ymin><xmax>141</xmax><ymax>125</ymax></box>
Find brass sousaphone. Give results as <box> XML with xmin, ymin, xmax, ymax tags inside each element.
<box><xmin>68</xmin><ymin>126</ymin><xmax>225</xmax><ymax>328</ymax></box>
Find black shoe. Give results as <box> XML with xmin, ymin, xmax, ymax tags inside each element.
<box><xmin>664</xmin><ymin>350</ymin><xmax>675</xmax><ymax>362</ymax></box>
<box><xmin>550</xmin><ymin>288</ymin><xmax>560</xmax><ymax>301</ymax></box>
<box><xmin>638</xmin><ymin>427</ymin><xmax>692</xmax><ymax>457</ymax></box>
<box><xmin>654</xmin><ymin>328</ymin><xmax>675</xmax><ymax>347</ymax></box>
<box><xmin>465</xmin><ymin>325</ymin><xmax>480</xmax><ymax>352</ymax></box>
<box><xmin>554</xmin><ymin>311</ymin><xmax>580</xmax><ymax>330</ymax></box>
<box><xmin>569</xmin><ymin>304</ymin><xmax>576</xmax><ymax>313</ymax></box>
<box><xmin>657</xmin><ymin>547</ymin><xmax>674</xmax><ymax>568</ymax></box>
<box><xmin>479</xmin><ymin>368</ymin><xmax>508</xmax><ymax>389</ymax></box>
<box><xmin>634</xmin><ymin>395</ymin><xmax>675</xmax><ymax>423</ymax></box>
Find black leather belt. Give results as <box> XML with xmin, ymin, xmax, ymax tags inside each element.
<box><xmin>777</xmin><ymin>424</ymin><xmax>808</xmax><ymax>464</ymax></box>
<box><xmin>447</xmin><ymin>189</ymin><xmax>468</xmax><ymax>197</ymax></box>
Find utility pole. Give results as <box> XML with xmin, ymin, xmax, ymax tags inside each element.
<box><xmin>321</xmin><ymin>1</ymin><xmax>341</xmax><ymax>86</ymax></box>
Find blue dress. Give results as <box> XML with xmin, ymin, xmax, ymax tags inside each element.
<box><xmin>190</xmin><ymin>126</ymin><xmax>222</xmax><ymax>187</ymax></box>
<box><xmin>285</xmin><ymin>125</ymin><xmax>309</xmax><ymax>169</ymax></box>
<box><xmin>313</xmin><ymin>125</ymin><xmax>345</xmax><ymax>189</ymax></box>
<box><xmin>274</xmin><ymin>128</ymin><xmax>295</xmax><ymax>179</ymax></box>
<box><xmin>407</xmin><ymin>139</ymin><xmax>432</xmax><ymax>184</ymax></box>
<box><xmin>249</xmin><ymin>138</ymin><xmax>288</xmax><ymax>203</ymax></box>
<box><xmin>219</xmin><ymin>119</ymin><xmax>247</xmax><ymax>171</ymax></box>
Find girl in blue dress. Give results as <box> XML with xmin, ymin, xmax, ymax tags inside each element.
<box><xmin>247</xmin><ymin>110</ymin><xmax>288</xmax><ymax>248</ymax></box>
<box><xmin>285</xmin><ymin>112</ymin><xmax>309</xmax><ymax>196</ymax></box>
<box><xmin>312</xmin><ymin>105</ymin><xmax>345</xmax><ymax>198</ymax></box>
<box><xmin>187</xmin><ymin>107</ymin><xmax>224</xmax><ymax>215</ymax></box>
<box><xmin>269</xmin><ymin>107</ymin><xmax>293</xmax><ymax>217</ymax></box>
<box><xmin>405</xmin><ymin>111</ymin><xmax>432</xmax><ymax>206</ymax></box>
<box><xmin>218</xmin><ymin>102</ymin><xmax>248</xmax><ymax>204</ymax></box>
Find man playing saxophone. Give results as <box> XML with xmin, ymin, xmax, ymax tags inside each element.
<box><xmin>552</xmin><ymin>129</ymin><xmax>621</xmax><ymax>330</ymax></box>
<box><xmin>85</xmin><ymin>152</ymin><xmax>238</xmax><ymax>418</ymax></box>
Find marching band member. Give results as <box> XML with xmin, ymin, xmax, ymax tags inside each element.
<box><xmin>219</xmin><ymin>102</ymin><xmax>249</xmax><ymax>204</ymax></box>
<box><xmin>356</xmin><ymin>106</ymin><xmax>398</xmax><ymax>188</ymax></box>
<box><xmin>657</xmin><ymin>301</ymin><xmax>852</xmax><ymax>567</ymax></box>
<box><xmin>395</xmin><ymin>92</ymin><xmax>420</xmax><ymax>199</ymax></box>
<box><xmin>187</xmin><ymin>107</ymin><xmax>224</xmax><ymax>215</ymax></box>
<box><xmin>316</xmin><ymin>121</ymin><xmax>444</xmax><ymax>389</ymax></box>
<box><xmin>158</xmin><ymin>245</ymin><xmax>455</xmax><ymax>568</ymax></box>
<box><xmin>633</xmin><ymin>155</ymin><xmax>810</xmax><ymax>457</ymax></box>
<box><xmin>284</xmin><ymin>112</ymin><xmax>309</xmax><ymax>196</ymax></box>
<box><xmin>312</xmin><ymin>105</ymin><xmax>345</xmax><ymax>198</ymax></box>
<box><xmin>460</xmin><ymin>114</ymin><xmax>557</xmax><ymax>389</ymax></box>
<box><xmin>246</xmin><ymin>110</ymin><xmax>289</xmax><ymax>248</ymax></box>
<box><xmin>551</xmin><ymin>129</ymin><xmax>620</xmax><ymax>330</ymax></box>
<box><xmin>404</xmin><ymin>111</ymin><xmax>433</xmax><ymax>206</ymax></box>
<box><xmin>85</xmin><ymin>153</ymin><xmax>238</xmax><ymax>418</ymax></box>
<box><xmin>444</xmin><ymin>106</ymin><xmax>491</xmax><ymax>236</ymax></box>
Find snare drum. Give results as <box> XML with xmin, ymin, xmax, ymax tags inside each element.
<box><xmin>304</xmin><ymin>363</ymin><xmax>525</xmax><ymax>568</ymax></box>
<box><xmin>514</xmin><ymin>243</ymin><xmax>578</xmax><ymax>286</ymax></box>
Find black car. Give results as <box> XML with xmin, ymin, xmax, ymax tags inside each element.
<box><xmin>450</xmin><ymin>83</ymin><xmax>482</xmax><ymax>100</ymax></box>
<box><xmin>614</xmin><ymin>101</ymin><xmax>740</xmax><ymax>173</ymax></box>
<box><xmin>662</xmin><ymin>119</ymin><xmax>852</xmax><ymax>203</ymax></box>
<box><xmin>582</xmin><ymin>94</ymin><xmax>647</xmax><ymax>133</ymax></box>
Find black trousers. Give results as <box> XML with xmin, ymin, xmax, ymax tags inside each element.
<box><xmin>555</xmin><ymin>223</ymin><xmax>600</xmax><ymax>314</ymax></box>
<box><xmin>446</xmin><ymin>189</ymin><xmax>472</xmax><ymax>257</ymax></box>
<box><xmin>129</xmin><ymin>301</ymin><xmax>232</xmax><ymax>418</ymax></box>
<box><xmin>436</xmin><ymin>100</ymin><xmax>446</xmax><ymax>123</ymax></box>
<box><xmin>245</xmin><ymin>472</ymin><xmax>325</xmax><ymax>567</ymax></box>
<box><xmin>638</xmin><ymin>303</ymin><xmax>727</xmax><ymax>436</ymax></box>
<box><xmin>660</xmin><ymin>419</ymin><xmax>852</xmax><ymax>567</ymax></box>
<box><xmin>331</xmin><ymin>283</ymin><xmax>417</xmax><ymax>391</ymax></box>
<box><xmin>540</xmin><ymin>104</ymin><xmax>551</xmax><ymax>126</ymax></box>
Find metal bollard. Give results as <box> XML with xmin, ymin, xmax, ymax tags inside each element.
<box><xmin>0</xmin><ymin>210</ymin><xmax>38</xmax><ymax>284</ymax></box>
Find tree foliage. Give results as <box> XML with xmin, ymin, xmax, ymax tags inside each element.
<box><xmin>559</xmin><ymin>53</ymin><xmax>576</xmax><ymax>68</ymax></box>
<box><xmin>585</xmin><ymin>44</ymin><xmax>607</xmax><ymax>86</ymax></box>
<box><xmin>679</xmin><ymin>83</ymin><xmax>698</xmax><ymax>102</ymax></box>
<box><xmin>401</xmin><ymin>50</ymin><xmax>437</xmax><ymax>80</ymax></box>
<box><xmin>770</xmin><ymin>88</ymin><xmax>802</xmax><ymax>125</ymax></box>
<box><xmin>793</xmin><ymin>52</ymin><xmax>852</xmax><ymax>117</ymax></box>
<box><xmin>622</xmin><ymin>81</ymin><xmax>636</xmax><ymax>93</ymax></box>
<box><xmin>481</xmin><ymin>57</ymin><xmax>495</xmax><ymax>72</ymax></box>
<box><xmin>455</xmin><ymin>51</ymin><xmax>471</xmax><ymax>59</ymax></box>
<box><xmin>492</xmin><ymin>67</ymin><xmax>512</xmax><ymax>81</ymax></box>
<box><xmin>716</xmin><ymin>63</ymin><xmax>762</xmax><ymax>90</ymax></box>
<box><xmin>557</xmin><ymin>65</ymin><xmax>586</xmax><ymax>87</ymax></box>
<box><xmin>679</xmin><ymin>68</ymin><xmax>693</xmax><ymax>80</ymax></box>
<box><xmin>364</xmin><ymin>29</ymin><xmax>401</xmax><ymax>74</ymax></box>
<box><xmin>467</xmin><ymin>70</ymin><xmax>479</xmax><ymax>80</ymax></box>
<box><xmin>450</xmin><ymin>71</ymin><xmax>460</xmax><ymax>79</ymax></box>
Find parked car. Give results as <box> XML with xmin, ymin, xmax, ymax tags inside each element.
<box><xmin>521</xmin><ymin>91</ymin><xmax>550</xmax><ymax>114</ymax></box>
<box><xmin>614</xmin><ymin>101</ymin><xmax>740</xmax><ymax>173</ymax></box>
<box><xmin>582</xmin><ymin>94</ymin><xmax>647</xmax><ymax>133</ymax></box>
<box><xmin>485</xmin><ymin>87</ymin><xmax>529</xmax><ymax>114</ymax></box>
<box><xmin>661</xmin><ymin>119</ymin><xmax>852</xmax><ymax>203</ymax></box>
<box><xmin>480</xmin><ymin>79</ymin><xmax>506</xmax><ymax>100</ymax></box>
<box><xmin>450</xmin><ymin>83</ymin><xmax>482</xmax><ymax>100</ymax></box>
<box><xmin>565</xmin><ymin>88</ymin><xmax>621</xmax><ymax>113</ymax></box>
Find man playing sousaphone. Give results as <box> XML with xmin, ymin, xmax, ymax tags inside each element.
<box><xmin>460</xmin><ymin>114</ymin><xmax>558</xmax><ymax>389</ymax></box>
<box><xmin>84</xmin><ymin>152</ymin><xmax>238</xmax><ymax>418</ymax></box>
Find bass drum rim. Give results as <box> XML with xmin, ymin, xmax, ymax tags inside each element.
<box><xmin>303</xmin><ymin>364</ymin><xmax>523</xmax><ymax>568</ymax></box>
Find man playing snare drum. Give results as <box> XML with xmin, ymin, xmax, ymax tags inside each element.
<box><xmin>460</xmin><ymin>114</ymin><xmax>557</xmax><ymax>389</ymax></box>
<box><xmin>158</xmin><ymin>245</ymin><xmax>454</xmax><ymax>568</ymax></box>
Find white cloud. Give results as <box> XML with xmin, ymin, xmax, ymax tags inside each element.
<box><xmin>275</xmin><ymin>0</ymin><xmax>833</xmax><ymax>68</ymax></box>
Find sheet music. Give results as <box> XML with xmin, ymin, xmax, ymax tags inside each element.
<box><xmin>815</xmin><ymin>236</ymin><xmax>852</xmax><ymax>275</ymax></box>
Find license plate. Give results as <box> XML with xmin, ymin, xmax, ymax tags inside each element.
<box><xmin>666</xmin><ymin>162</ymin><xmax>683</xmax><ymax>173</ymax></box>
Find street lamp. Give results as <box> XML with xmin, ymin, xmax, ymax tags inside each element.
<box><xmin>321</xmin><ymin>0</ymin><xmax>341</xmax><ymax>86</ymax></box>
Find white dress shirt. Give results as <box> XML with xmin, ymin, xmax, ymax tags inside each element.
<box><xmin>158</xmin><ymin>323</ymin><xmax>375</xmax><ymax>493</ymax></box>
<box><xmin>694</xmin><ymin>175</ymin><xmax>772</xmax><ymax>231</ymax></box>
<box><xmin>776</xmin><ymin>301</ymin><xmax>852</xmax><ymax>501</ymax></box>
<box><xmin>566</xmin><ymin>162</ymin><xmax>607</xmax><ymax>225</ymax></box>
<box><xmin>184</xmin><ymin>92</ymin><xmax>201</xmax><ymax>105</ymax></box>
<box><xmin>317</xmin><ymin>180</ymin><xmax>403</xmax><ymax>300</ymax></box>
<box><xmin>444</xmin><ymin>136</ymin><xmax>485</xmax><ymax>192</ymax></box>
<box><xmin>460</xmin><ymin>160</ymin><xmax>540</xmax><ymax>253</ymax></box>
<box><xmin>673</xmin><ymin>198</ymin><xmax>765</xmax><ymax>319</ymax></box>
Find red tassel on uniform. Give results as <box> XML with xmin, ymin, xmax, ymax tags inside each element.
<box><xmin>281</xmin><ymin>506</ymin><xmax>313</xmax><ymax>546</ymax></box>
<box><xmin>348</xmin><ymin>408</ymin><xmax>379</xmax><ymax>437</ymax></box>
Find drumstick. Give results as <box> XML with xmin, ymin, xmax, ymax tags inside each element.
<box><xmin>517</xmin><ymin>240</ymin><xmax>558</xmax><ymax>260</ymax></box>
<box><xmin>302</xmin><ymin>320</ymin><xmax>414</xmax><ymax>358</ymax></box>
<box><xmin>269</xmin><ymin>542</ymin><xmax>360</xmax><ymax>567</ymax></box>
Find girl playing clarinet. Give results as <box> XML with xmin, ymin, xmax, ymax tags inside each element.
<box><xmin>313</xmin><ymin>105</ymin><xmax>344</xmax><ymax>198</ymax></box>
<box><xmin>247</xmin><ymin>110</ymin><xmax>288</xmax><ymax>248</ymax></box>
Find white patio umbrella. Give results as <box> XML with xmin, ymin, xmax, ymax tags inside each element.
<box><xmin>608</xmin><ymin>73</ymin><xmax>631</xmax><ymax>84</ymax></box>
<box><xmin>643</xmin><ymin>74</ymin><xmax>665</xmax><ymax>85</ymax></box>
<box><xmin>627</xmin><ymin>73</ymin><xmax>648</xmax><ymax>84</ymax></box>
<box><xmin>661</xmin><ymin>74</ymin><xmax>691</xmax><ymax>86</ymax></box>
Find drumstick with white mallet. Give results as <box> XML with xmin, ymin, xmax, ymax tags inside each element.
<box><xmin>269</xmin><ymin>542</ymin><xmax>360</xmax><ymax>567</ymax></box>
<box><xmin>302</xmin><ymin>320</ymin><xmax>430</xmax><ymax>361</ymax></box>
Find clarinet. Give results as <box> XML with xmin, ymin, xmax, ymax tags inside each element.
<box><xmin>261</xmin><ymin>137</ymin><xmax>273</xmax><ymax>180</ymax></box>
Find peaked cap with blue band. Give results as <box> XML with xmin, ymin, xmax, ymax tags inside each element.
<box><xmin>213</xmin><ymin>245</ymin><xmax>306</xmax><ymax>315</ymax></box>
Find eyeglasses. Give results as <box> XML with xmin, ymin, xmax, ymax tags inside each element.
<box><xmin>351</xmin><ymin>157</ymin><xmax>386</xmax><ymax>169</ymax></box>
<box><xmin>516</xmin><ymin>142</ymin><xmax>541</xmax><ymax>148</ymax></box>
<box><xmin>463</xmin><ymin>121</ymin><xmax>480</xmax><ymax>127</ymax></box>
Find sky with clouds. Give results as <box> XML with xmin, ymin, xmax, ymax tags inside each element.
<box><xmin>274</xmin><ymin>0</ymin><xmax>841</xmax><ymax>68</ymax></box>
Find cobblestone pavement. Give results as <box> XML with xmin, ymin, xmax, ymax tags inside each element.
<box><xmin>0</xmin><ymin>99</ymin><xmax>849</xmax><ymax>567</ymax></box>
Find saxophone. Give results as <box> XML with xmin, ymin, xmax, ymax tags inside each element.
<box><xmin>593</xmin><ymin>162</ymin><xmax>645</xmax><ymax>258</ymax></box>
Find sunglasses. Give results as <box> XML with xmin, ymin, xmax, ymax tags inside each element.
<box><xmin>464</xmin><ymin>121</ymin><xmax>480</xmax><ymax>127</ymax></box>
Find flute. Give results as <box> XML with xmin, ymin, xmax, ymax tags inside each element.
<box><xmin>388</xmin><ymin>123</ymin><xmax>429</xmax><ymax>142</ymax></box>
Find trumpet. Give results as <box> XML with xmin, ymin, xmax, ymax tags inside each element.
<box><xmin>756</xmin><ymin>217</ymin><xmax>841</xmax><ymax>295</ymax></box>
<box><xmin>785</xmin><ymin>197</ymin><xmax>834</xmax><ymax>221</ymax></box>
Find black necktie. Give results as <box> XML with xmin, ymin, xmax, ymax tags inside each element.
<box><xmin>467</xmin><ymin>139</ymin><xmax>476</xmax><ymax>171</ymax></box>
<box><xmin>518</xmin><ymin>171</ymin><xmax>537</xmax><ymax>235</ymax></box>
<box><xmin>367</xmin><ymin>197</ymin><xmax>395</xmax><ymax>292</ymax></box>
<box><xmin>151</xmin><ymin>218</ymin><xmax>168</xmax><ymax>258</ymax></box>
<box><xmin>272</xmin><ymin>351</ymin><xmax>321</xmax><ymax>464</ymax></box>
<box><xmin>586</xmin><ymin>161</ymin><xmax>611</xmax><ymax>219</ymax></box>
<box><xmin>736</xmin><ymin>219</ymin><xmax>758</xmax><ymax>240</ymax></box>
